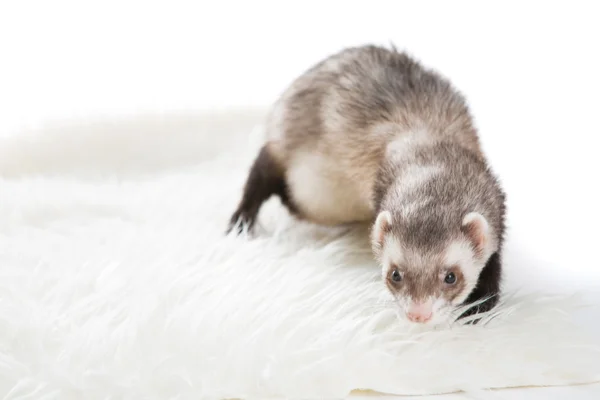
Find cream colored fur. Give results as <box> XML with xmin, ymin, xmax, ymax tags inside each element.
<box><xmin>286</xmin><ymin>150</ymin><xmax>373</xmax><ymax>225</ymax></box>
<box><xmin>443</xmin><ymin>240</ymin><xmax>482</xmax><ymax>305</ymax></box>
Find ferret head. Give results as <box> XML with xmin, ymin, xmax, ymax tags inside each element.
<box><xmin>371</xmin><ymin>209</ymin><xmax>496</xmax><ymax>326</ymax></box>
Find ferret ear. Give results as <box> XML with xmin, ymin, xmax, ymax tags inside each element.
<box><xmin>461</xmin><ymin>212</ymin><xmax>489</xmax><ymax>255</ymax></box>
<box><xmin>372</xmin><ymin>210</ymin><xmax>392</xmax><ymax>248</ymax></box>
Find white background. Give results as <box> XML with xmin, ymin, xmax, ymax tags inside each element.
<box><xmin>1</xmin><ymin>0</ymin><xmax>599</xmax><ymax>397</ymax></box>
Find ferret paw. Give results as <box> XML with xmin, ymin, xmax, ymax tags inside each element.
<box><xmin>225</xmin><ymin>209</ymin><xmax>256</xmax><ymax>235</ymax></box>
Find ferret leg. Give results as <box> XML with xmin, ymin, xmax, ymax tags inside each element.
<box><xmin>459</xmin><ymin>251</ymin><xmax>502</xmax><ymax>322</ymax></box>
<box><xmin>226</xmin><ymin>145</ymin><xmax>294</xmax><ymax>234</ymax></box>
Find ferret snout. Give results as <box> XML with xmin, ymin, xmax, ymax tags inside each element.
<box><xmin>406</xmin><ymin>300</ymin><xmax>433</xmax><ymax>323</ymax></box>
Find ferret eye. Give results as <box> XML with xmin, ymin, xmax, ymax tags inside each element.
<box><xmin>444</xmin><ymin>272</ymin><xmax>457</xmax><ymax>284</ymax></box>
<box><xmin>391</xmin><ymin>269</ymin><xmax>402</xmax><ymax>282</ymax></box>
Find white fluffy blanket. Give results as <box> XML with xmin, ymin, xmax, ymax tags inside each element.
<box><xmin>1</xmin><ymin>110</ymin><xmax>599</xmax><ymax>399</ymax></box>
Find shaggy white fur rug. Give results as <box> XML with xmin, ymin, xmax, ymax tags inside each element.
<box><xmin>1</xmin><ymin>110</ymin><xmax>599</xmax><ymax>399</ymax></box>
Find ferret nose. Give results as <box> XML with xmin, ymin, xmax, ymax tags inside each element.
<box><xmin>407</xmin><ymin>311</ymin><xmax>432</xmax><ymax>323</ymax></box>
<box><xmin>406</xmin><ymin>301</ymin><xmax>433</xmax><ymax>323</ymax></box>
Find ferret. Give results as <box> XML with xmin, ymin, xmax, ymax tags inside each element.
<box><xmin>227</xmin><ymin>44</ymin><xmax>506</xmax><ymax>326</ymax></box>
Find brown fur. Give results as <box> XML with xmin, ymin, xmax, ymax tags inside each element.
<box><xmin>227</xmin><ymin>44</ymin><xmax>506</xmax><ymax>319</ymax></box>
<box><xmin>385</xmin><ymin>264</ymin><xmax>467</xmax><ymax>305</ymax></box>
<box><xmin>262</xmin><ymin>45</ymin><xmax>487</xmax><ymax>226</ymax></box>
<box><xmin>226</xmin><ymin>144</ymin><xmax>299</xmax><ymax>234</ymax></box>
